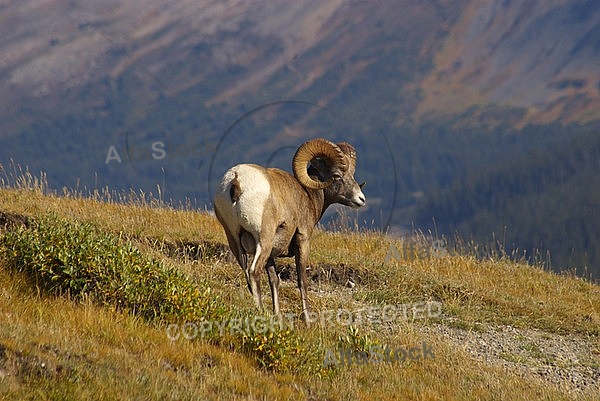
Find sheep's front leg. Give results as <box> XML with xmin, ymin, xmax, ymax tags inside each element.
<box><xmin>295</xmin><ymin>234</ymin><xmax>311</xmax><ymax>323</ymax></box>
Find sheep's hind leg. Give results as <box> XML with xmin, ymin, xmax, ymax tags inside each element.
<box><xmin>221</xmin><ymin>229</ymin><xmax>253</xmax><ymax>294</ymax></box>
<box><xmin>248</xmin><ymin>243</ymin><xmax>263</xmax><ymax>310</ymax></box>
<box><xmin>265</xmin><ymin>258</ymin><xmax>280</xmax><ymax>316</ymax></box>
<box><xmin>243</xmin><ymin>254</ymin><xmax>253</xmax><ymax>294</ymax></box>
<box><xmin>249</xmin><ymin>272</ymin><xmax>263</xmax><ymax>310</ymax></box>
<box><xmin>239</xmin><ymin>231</ymin><xmax>256</xmax><ymax>295</ymax></box>
<box><xmin>249</xmin><ymin>240</ymin><xmax>276</xmax><ymax>312</ymax></box>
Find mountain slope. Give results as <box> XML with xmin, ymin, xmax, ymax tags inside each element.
<box><xmin>2</xmin><ymin>0</ymin><xmax>599</xmax><ymax>128</ymax></box>
<box><xmin>417</xmin><ymin>0</ymin><xmax>600</xmax><ymax>125</ymax></box>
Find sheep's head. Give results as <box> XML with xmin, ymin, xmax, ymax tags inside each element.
<box><xmin>292</xmin><ymin>138</ymin><xmax>366</xmax><ymax>208</ymax></box>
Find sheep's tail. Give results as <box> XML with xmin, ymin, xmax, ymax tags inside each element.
<box><xmin>229</xmin><ymin>172</ymin><xmax>242</xmax><ymax>203</ymax></box>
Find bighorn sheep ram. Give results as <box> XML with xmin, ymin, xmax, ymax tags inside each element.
<box><xmin>214</xmin><ymin>138</ymin><xmax>366</xmax><ymax>321</ymax></box>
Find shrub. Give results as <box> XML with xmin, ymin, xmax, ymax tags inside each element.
<box><xmin>0</xmin><ymin>214</ymin><xmax>223</xmax><ymax>321</ymax></box>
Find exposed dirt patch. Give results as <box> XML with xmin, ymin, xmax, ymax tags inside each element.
<box><xmin>309</xmin><ymin>262</ymin><xmax>366</xmax><ymax>287</ymax></box>
<box><xmin>145</xmin><ymin>238</ymin><xmax>235</xmax><ymax>264</ymax></box>
<box><xmin>0</xmin><ymin>341</ymin><xmax>79</xmax><ymax>382</ymax></box>
<box><xmin>0</xmin><ymin>211</ymin><xmax>31</xmax><ymax>231</ymax></box>
<box><xmin>275</xmin><ymin>261</ymin><xmax>367</xmax><ymax>288</ymax></box>
<box><xmin>417</xmin><ymin>323</ymin><xmax>600</xmax><ymax>398</ymax></box>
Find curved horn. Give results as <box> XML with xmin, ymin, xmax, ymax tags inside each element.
<box><xmin>292</xmin><ymin>138</ymin><xmax>347</xmax><ymax>189</ymax></box>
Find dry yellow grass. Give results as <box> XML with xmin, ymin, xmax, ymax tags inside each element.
<box><xmin>0</xmin><ymin>268</ymin><xmax>304</xmax><ymax>400</ymax></box>
<box><xmin>0</xmin><ymin>183</ymin><xmax>598</xmax><ymax>400</ymax></box>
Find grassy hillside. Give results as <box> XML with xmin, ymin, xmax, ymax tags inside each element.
<box><xmin>0</xmin><ymin>178</ymin><xmax>598</xmax><ymax>400</ymax></box>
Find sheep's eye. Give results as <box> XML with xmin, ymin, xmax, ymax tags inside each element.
<box><xmin>332</xmin><ymin>174</ymin><xmax>342</xmax><ymax>181</ymax></box>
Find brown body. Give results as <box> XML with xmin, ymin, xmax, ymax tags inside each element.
<box><xmin>214</xmin><ymin>139</ymin><xmax>365</xmax><ymax>320</ymax></box>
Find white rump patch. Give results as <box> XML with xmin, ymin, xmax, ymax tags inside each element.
<box><xmin>215</xmin><ymin>164</ymin><xmax>271</xmax><ymax>243</ymax></box>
